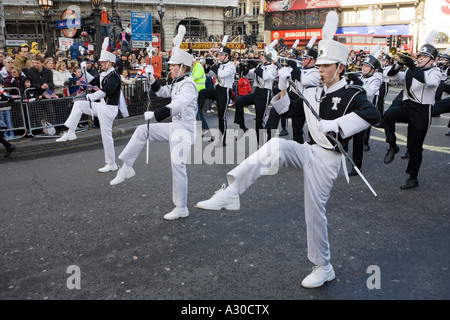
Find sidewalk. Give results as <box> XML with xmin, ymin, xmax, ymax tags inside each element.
<box><xmin>1</xmin><ymin>115</ymin><xmax>144</xmax><ymax>159</ymax></box>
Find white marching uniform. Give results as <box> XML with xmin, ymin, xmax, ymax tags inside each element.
<box><xmin>118</xmin><ymin>75</ymin><xmax>198</xmax><ymax>208</ymax></box>
<box><xmin>224</xmin><ymin>79</ymin><xmax>380</xmax><ymax>267</ymax></box>
<box><xmin>64</xmin><ymin>67</ymin><xmax>126</xmax><ymax>165</ymax></box>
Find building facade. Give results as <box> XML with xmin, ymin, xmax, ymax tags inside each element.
<box><xmin>264</xmin><ymin>0</ymin><xmax>449</xmax><ymax>53</ymax></box>
<box><xmin>1</xmin><ymin>0</ymin><xmax>238</xmax><ymax>53</ymax></box>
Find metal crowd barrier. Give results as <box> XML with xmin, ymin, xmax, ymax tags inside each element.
<box><xmin>24</xmin><ymin>88</ymin><xmax>89</xmax><ymax>138</ymax></box>
<box><xmin>1</xmin><ymin>79</ymin><xmax>172</xmax><ymax>140</ymax></box>
<box><xmin>0</xmin><ymin>87</ymin><xmax>28</xmax><ymax>140</ymax></box>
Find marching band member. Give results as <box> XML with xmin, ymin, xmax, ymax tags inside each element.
<box><xmin>110</xmin><ymin>26</ymin><xmax>198</xmax><ymax>221</ymax></box>
<box><xmin>234</xmin><ymin>40</ymin><xmax>278</xmax><ymax>146</ymax></box>
<box><xmin>346</xmin><ymin>46</ymin><xmax>383</xmax><ymax>175</ymax></box>
<box><xmin>265</xmin><ymin>36</ymin><xmax>320</xmax><ymax>144</ymax></box>
<box><xmin>197</xmin><ymin>36</ymin><xmax>237</xmax><ymax>147</ymax></box>
<box><xmin>374</xmin><ymin>54</ymin><xmax>392</xmax><ymax>128</ymax></box>
<box><xmin>383</xmin><ymin>31</ymin><xmax>441</xmax><ymax>189</ymax></box>
<box><xmin>56</xmin><ymin>38</ymin><xmax>128</xmax><ymax>173</ymax></box>
<box><xmin>195</xmin><ymin>11</ymin><xmax>380</xmax><ymax>288</ymax></box>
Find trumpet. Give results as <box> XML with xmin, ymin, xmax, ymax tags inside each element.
<box><xmin>388</xmin><ymin>47</ymin><xmax>416</xmax><ymax>64</ymax></box>
<box><xmin>345</xmin><ymin>71</ymin><xmax>363</xmax><ymax>76</ymax></box>
<box><xmin>348</xmin><ymin>63</ymin><xmax>362</xmax><ymax>71</ymax></box>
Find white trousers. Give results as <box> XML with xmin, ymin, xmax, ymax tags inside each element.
<box><xmin>227</xmin><ymin>138</ymin><xmax>342</xmax><ymax>266</ymax></box>
<box><xmin>65</xmin><ymin>100</ymin><xmax>118</xmax><ymax>165</ymax></box>
<box><xmin>119</xmin><ymin>123</ymin><xmax>194</xmax><ymax>208</ymax></box>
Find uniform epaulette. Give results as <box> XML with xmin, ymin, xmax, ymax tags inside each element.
<box><xmin>345</xmin><ymin>84</ymin><xmax>366</xmax><ymax>93</ymax></box>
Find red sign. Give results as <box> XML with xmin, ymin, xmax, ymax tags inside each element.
<box><xmin>266</xmin><ymin>0</ymin><xmax>342</xmax><ymax>12</ymax></box>
<box><xmin>272</xmin><ymin>29</ymin><xmax>322</xmax><ymax>41</ymax></box>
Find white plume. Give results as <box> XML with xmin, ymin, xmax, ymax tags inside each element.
<box><xmin>268</xmin><ymin>39</ymin><xmax>278</xmax><ymax>48</ymax></box>
<box><xmin>372</xmin><ymin>43</ymin><xmax>381</xmax><ymax>60</ymax></box>
<box><xmin>322</xmin><ymin>11</ymin><xmax>338</xmax><ymax>41</ymax></box>
<box><xmin>221</xmin><ymin>35</ymin><xmax>229</xmax><ymax>48</ymax></box>
<box><xmin>425</xmin><ymin>30</ymin><xmax>438</xmax><ymax>45</ymax></box>
<box><xmin>306</xmin><ymin>35</ymin><xmax>317</xmax><ymax>49</ymax></box>
<box><xmin>173</xmin><ymin>25</ymin><xmax>186</xmax><ymax>49</ymax></box>
<box><xmin>292</xmin><ymin>39</ymin><xmax>299</xmax><ymax>49</ymax></box>
<box><xmin>102</xmin><ymin>37</ymin><xmax>109</xmax><ymax>51</ymax></box>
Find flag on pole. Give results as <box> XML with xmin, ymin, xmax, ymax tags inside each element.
<box><xmin>43</xmin><ymin>89</ymin><xmax>58</xmax><ymax>99</ymax></box>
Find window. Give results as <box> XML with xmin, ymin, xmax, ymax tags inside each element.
<box><xmin>251</xmin><ymin>23</ymin><xmax>259</xmax><ymax>35</ymax></box>
<box><xmin>357</xmin><ymin>8</ymin><xmax>372</xmax><ymax>23</ymax></box>
<box><xmin>342</xmin><ymin>10</ymin><xmax>356</xmax><ymax>24</ymax></box>
<box><xmin>252</xmin><ymin>2</ymin><xmax>260</xmax><ymax>16</ymax></box>
<box><xmin>284</xmin><ymin>12</ymin><xmax>296</xmax><ymax>27</ymax></box>
<box><xmin>272</xmin><ymin>13</ymin><xmax>283</xmax><ymax>28</ymax></box>
<box><xmin>398</xmin><ymin>6</ymin><xmax>415</xmax><ymax>21</ymax></box>
<box><xmin>382</xmin><ymin>7</ymin><xmax>397</xmax><ymax>22</ymax></box>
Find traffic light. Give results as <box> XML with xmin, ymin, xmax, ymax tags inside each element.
<box><xmin>387</xmin><ymin>35</ymin><xmax>393</xmax><ymax>47</ymax></box>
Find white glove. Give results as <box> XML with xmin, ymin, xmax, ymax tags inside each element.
<box><xmin>145</xmin><ymin>65</ymin><xmax>154</xmax><ymax>79</ymax></box>
<box><xmin>80</xmin><ymin>61</ymin><xmax>87</xmax><ymax>70</ymax></box>
<box><xmin>144</xmin><ymin>111</ymin><xmax>155</xmax><ymax>121</ymax></box>
<box><xmin>319</xmin><ymin>119</ymin><xmax>339</xmax><ymax>133</ymax></box>
<box><xmin>278</xmin><ymin>67</ymin><xmax>292</xmax><ymax>91</ymax></box>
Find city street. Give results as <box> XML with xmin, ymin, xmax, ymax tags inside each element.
<box><xmin>0</xmin><ymin>87</ymin><xmax>449</xmax><ymax>305</ymax></box>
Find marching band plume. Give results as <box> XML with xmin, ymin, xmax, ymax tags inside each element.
<box><xmin>173</xmin><ymin>25</ymin><xmax>186</xmax><ymax>49</ymax></box>
<box><xmin>221</xmin><ymin>35</ymin><xmax>229</xmax><ymax>48</ymax></box>
<box><xmin>425</xmin><ymin>30</ymin><xmax>438</xmax><ymax>45</ymax></box>
<box><xmin>322</xmin><ymin>11</ymin><xmax>338</xmax><ymax>41</ymax></box>
<box><xmin>306</xmin><ymin>35</ymin><xmax>317</xmax><ymax>49</ymax></box>
<box><xmin>268</xmin><ymin>39</ymin><xmax>278</xmax><ymax>48</ymax></box>
<box><xmin>102</xmin><ymin>37</ymin><xmax>109</xmax><ymax>51</ymax></box>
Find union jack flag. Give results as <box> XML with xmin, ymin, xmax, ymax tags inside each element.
<box><xmin>43</xmin><ymin>89</ymin><xmax>58</xmax><ymax>99</ymax></box>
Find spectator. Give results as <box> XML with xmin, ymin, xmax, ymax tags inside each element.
<box><xmin>13</xmin><ymin>45</ymin><xmax>29</xmax><ymax>70</ymax></box>
<box><xmin>100</xmin><ymin>6</ymin><xmax>112</xmax><ymax>39</ymax></box>
<box><xmin>117</xmin><ymin>53</ymin><xmax>130</xmax><ymax>74</ymax></box>
<box><xmin>1</xmin><ymin>57</ymin><xmax>14</xmax><ymax>79</ymax></box>
<box><xmin>120</xmin><ymin>69</ymin><xmax>137</xmax><ymax>87</ymax></box>
<box><xmin>43</xmin><ymin>58</ymin><xmax>55</xmax><ymax>71</ymax></box>
<box><xmin>0</xmin><ymin>119</ymin><xmax>16</xmax><ymax>157</ymax></box>
<box><xmin>27</xmin><ymin>55</ymin><xmax>54</xmax><ymax>96</ymax></box>
<box><xmin>120</xmin><ymin>29</ymin><xmax>130</xmax><ymax>52</ymax></box>
<box><xmin>151</xmin><ymin>48</ymin><xmax>162</xmax><ymax>79</ymax></box>
<box><xmin>30</xmin><ymin>42</ymin><xmax>41</xmax><ymax>56</ymax></box>
<box><xmin>0</xmin><ymin>77</ymin><xmax>15</xmax><ymax>140</ymax></box>
<box><xmin>85</xmin><ymin>60</ymin><xmax>99</xmax><ymax>78</ymax></box>
<box><xmin>128</xmin><ymin>52</ymin><xmax>138</xmax><ymax>68</ymax></box>
<box><xmin>53</xmin><ymin>61</ymin><xmax>72</xmax><ymax>97</ymax></box>
<box><xmin>67</xmin><ymin>66</ymin><xmax>85</xmax><ymax>96</ymax></box>
<box><xmin>4</xmin><ymin>65</ymin><xmax>25</xmax><ymax>90</ymax></box>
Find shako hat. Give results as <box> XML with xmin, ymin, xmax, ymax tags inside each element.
<box><xmin>316</xmin><ymin>11</ymin><xmax>348</xmax><ymax>66</ymax></box>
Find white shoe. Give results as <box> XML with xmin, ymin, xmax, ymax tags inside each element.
<box><xmin>195</xmin><ymin>184</ymin><xmax>240</xmax><ymax>210</ymax></box>
<box><xmin>301</xmin><ymin>265</ymin><xmax>335</xmax><ymax>288</ymax></box>
<box><xmin>110</xmin><ymin>167</ymin><xmax>135</xmax><ymax>185</ymax></box>
<box><xmin>56</xmin><ymin>132</ymin><xmax>77</xmax><ymax>142</ymax></box>
<box><xmin>164</xmin><ymin>207</ymin><xmax>189</xmax><ymax>220</ymax></box>
<box><xmin>98</xmin><ymin>163</ymin><xmax>119</xmax><ymax>173</ymax></box>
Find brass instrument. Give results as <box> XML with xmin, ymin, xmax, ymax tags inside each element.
<box><xmin>388</xmin><ymin>47</ymin><xmax>417</xmax><ymax>64</ymax></box>
<box><xmin>348</xmin><ymin>63</ymin><xmax>362</xmax><ymax>71</ymax></box>
<box><xmin>345</xmin><ymin>71</ymin><xmax>363</xmax><ymax>76</ymax></box>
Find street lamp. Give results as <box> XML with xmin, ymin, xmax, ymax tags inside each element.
<box><xmin>37</xmin><ymin>0</ymin><xmax>54</xmax><ymax>58</ymax></box>
<box><xmin>90</xmin><ymin>0</ymin><xmax>103</xmax><ymax>59</ymax></box>
<box><xmin>157</xmin><ymin>0</ymin><xmax>165</xmax><ymax>51</ymax></box>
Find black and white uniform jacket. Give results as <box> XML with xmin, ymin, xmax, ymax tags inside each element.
<box><xmin>388</xmin><ymin>65</ymin><xmax>441</xmax><ymax>105</ymax></box>
<box><xmin>211</xmin><ymin>60</ymin><xmax>236</xmax><ymax>89</ymax></box>
<box><xmin>245</xmin><ymin>62</ymin><xmax>277</xmax><ymax>90</ymax></box>
<box><xmin>272</xmin><ymin>78</ymin><xmax>380</xmax><ymax>151</ymax></box>
<box><xmin>350</xmin><ymin>72</ymin><xmax>383</xmax><ymax>103</ymax></box>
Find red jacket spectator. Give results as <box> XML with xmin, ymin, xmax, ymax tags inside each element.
<box><xmin>238</xmin><ymin>77</ymin><xmax>252</xmax><ymax>96</ymax></box>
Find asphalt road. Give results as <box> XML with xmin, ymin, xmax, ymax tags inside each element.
<box><xmin>1</xmin><ymin>87</ymin><xmax>449</xmax><ymax>307</ymax></box>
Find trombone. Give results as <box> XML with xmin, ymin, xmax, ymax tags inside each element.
<box><xmin>388</xmin><ymin>47</ymin><xmax>416</xmax><ymax>64</ymax></box>
<box><xmin>348</xmin><ymin>63</ymin><xmax>362</xmax><ymax>71</ymax></box>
